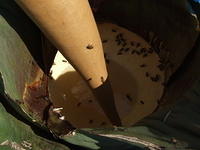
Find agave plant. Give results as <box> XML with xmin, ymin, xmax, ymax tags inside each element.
<box><xmin>0</xmin><ymin>0</ymin><xmax>200</xmax><ymax>150</ymax></box>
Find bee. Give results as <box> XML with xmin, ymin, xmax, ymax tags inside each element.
<box><xmin>112</xmin><ymin>29</ymin><xmax>117</xmax><ymax>32</ymax></box>
<box><xmin>140</xmin><ymin>64</ymin><xmax>146</xmax><ymax>68</ymax></box>
<box><xmin>140</xmin><ymin>101</ymin><xmax>145</xmax><ymax>104</ymax></box>
<box><xmin>102</xmin><ymin>40</ymin><xmax>108</xmax><ymax>43</ymax></box>
<box><xmin>86</xmin><ymin>44</ymin><xmax>94</xmax><ymax>50</ymax></box>
<box><xmin>145</xmin><ymin>72</ymin><xmax>150</xmax><ymax>77</ymax></box>
<box><xmin>126</xmin><ymin>94</ymin><xmax>133</xmax><ymax>102</ymax></box>
<box><xmin>124</xmin><ymin>48</ymin><xmax>130</xmax><ymax>52</ymax></box>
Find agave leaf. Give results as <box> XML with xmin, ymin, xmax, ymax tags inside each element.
<box><xmin>0</xmin><ymin>100</ymin><xmax>71</xmax><ymax>150</ymax></box>
<box><xmin>0</xmin><ymin>14</ymin><xmax>43</xmax><ymax>102</ymax></box>
<box><xmin>0</xmin><ymin>13</ymin><xmax>49</xmax><ymax>124</ymax></box>
<box><xmin>62</xmin><ymin>129</ymin><xmax>148</xmax><ymax>150</ymax></box>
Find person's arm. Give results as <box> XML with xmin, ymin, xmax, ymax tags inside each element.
<box><xmin>15</xmin><ymin>0</ymin><xmax>107</xmax><ymax>89</ymax></box>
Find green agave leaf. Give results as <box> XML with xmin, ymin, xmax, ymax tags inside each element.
<box><xmin>0</xmin><ymin>13</ymin><xmax>49</xmax><ymax>126</ymax></box>
<box><xmin>63</xmin><ymin>130</ymin><xmax>147</xmax><ymax>150</ymax></box>
<box><xmin>0</xmin><ymin>101</ymin><xmax>71</xmax><ymax>150</ymax></box>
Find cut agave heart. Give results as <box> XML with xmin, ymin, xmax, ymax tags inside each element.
<box><xmin>48</xmin><ymin>23</ymin><xmax>165</xmax><ymax>128</ymax></box>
